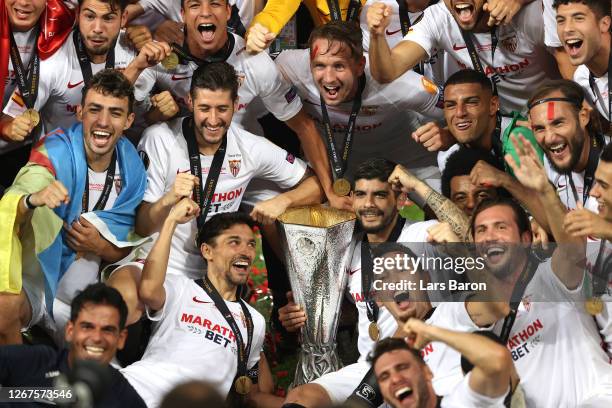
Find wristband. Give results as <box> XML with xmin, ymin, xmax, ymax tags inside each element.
<box><xmin>24</xmin><ymin>194</ymin><xmax>37</xmax><ymax>210</ymax></box>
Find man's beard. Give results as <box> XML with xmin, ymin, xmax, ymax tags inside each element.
<box><xmin>358</xmin><ymin>209</ymin><xmax>396</xmax><ymax>233</ymax></box>
<box><xmin>548</xmin><ymin>131</ymin><xmax>585</xmax><ymax>175</ymax></box>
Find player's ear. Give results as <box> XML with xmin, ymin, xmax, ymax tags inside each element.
<box><xmin>76</xmin><ymin>105</ymin><xmax>83</xmax><ymax>122</ymax></box>
<box><xmin>233</xmin><ymin>96</ymin><xmax>239</xmax><ymax>113</ymax></box>
<box><xmin>120</xmin><ymin>8</ymin><xmax>128</xmax><ymax>29</ymax></box>
<box><xmin>187</xmin><ymin>93</ymin><xmax>194</xmax><ymax>113</ymax></box>
<box><xmin>490</xmin><ymin>94</ymin><xmax>499</xmax><ymax>115</ymax></box>
<box><xmin>124</xmin><ymin>112</ymin><xmax>135</xmax><ymax>131</ymax></box>
<box><xmin>201</xmin><ymin>242</ymin><xmax>213</xmax><ymax>261</ymax></box>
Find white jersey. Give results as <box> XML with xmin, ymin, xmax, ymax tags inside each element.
<box><xmin>138</xmin><ymin>118</ymin><xmax>307</xmax><ymax>278</ymax></box>
<box><xmin>3</xmin><ymin>28</ymin><xmax>36</xmax><ymax>109</ymax></box>
<box><xmin>360</xmin><ymin>0</ymin><xmax>459</xmax><ymax>86</ymax></box>
<box><xmin>121</xmin><ymin>274</ymin><xmax>266</xmax><ymax>408</ymax></box>
<box><xmin>437</xmin><ymin>261</ymin><xmax>612</xmax><ymax>408</ymax></box>
<box><xmin>138</xmin><ymin>0</ymin><xmax>256</xmax><ymax>34</ymax></box>
<box><xmin>544</xmin><ymin>156</ymin><xmax>601</xmax><ymax>214</ymax></box>
<box><xmin>275</xmin><ymin>48</ymin><xmax>443</xmax><ymax>177</ymax></box>
<box><xmin>136</xmin><ymin>33</ymin><xmax>301</xmax><ymax>132</ymax></box>
<box><xmin>441</xmin><ymin>372</ymin><xmax>506</xmax><ymax>408</ymax></box>
<box><xmin>574</xmin><ymin>65</ymin><xmax>610</xmax><ymax>121</ymax></box>
<box><xmin>405</xmin><ymin>1</ymin><xmax>552</xmax><ymax>113</ymax></box>
<box><xmin>3</xmin><ymin>30</ymin><xmax>139</xmax><ymax>137</ymax></box>
<box><xmin>348</xmin><ymin>220</ymin><xmax>438</xmax><ymax>361</ymax></box>
<box><xmin>543</xmin><ymin>0</ymin><xmax>562</xmax><ymax>48</ymax></box>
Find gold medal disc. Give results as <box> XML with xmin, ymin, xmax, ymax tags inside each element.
<box><xmin>25</xmin><ymin>109</ymin><xmax>40</xmax><ymax>127</ymax></box>
<box><xmin>235</xmin><ymin>375</ymin><xmax>252</xmax><ymax>395</ymax></box>
<box><xmin>333</xmin><ymin>178</ymin><xmax>351</xmax><ymax>196</ymax></box>
<box><xmin>585</xmin><ymin>297</ymin><xmax>604</xmax><ymax>315</ymax></box>
<box><xmin>161</xmin><ymin>52</ymin><xmax>179</xmax><ymax>70</ymax></box>
<box><xmin>368</xmin><ymin>322</ymin><xmax>380</xmax><ymax>342</ymax></box>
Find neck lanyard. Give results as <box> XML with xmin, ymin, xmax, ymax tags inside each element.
<box><xmin>319</xmin><ymin>75</ymin><xmax>366</xmax><ymax>181</ymax></box>
<box><xmin>194</xmin><ymin>276</ymin><xmax>253</xmax><ymax>385</ymax></box>
<box><xmin>9</xmin><ymin>29</ymin><xmax>40</xmax><ymax>109</ymax></box>
<box><xmin>327</xmin><ymin>0</ymin><xmax>361</xmax><ymax>22</ymax></box>
<box><xmin>73</xmin><ymin>29</ymin><xmax>115</xmax><ymax>86</ymax></box>
<box><xmin>587</xmin><ymin>37</ymin><xmax>611</xmax><ymax>125</ymax></box>
<box><xmin>174</xmin><ymin>34</ymin><xmax>235</xmax><ymax>66</ymax></box>
<box><xmin>361</xmin><ymin>216</ymin><xmax>407</xmax><ymax>324</ymax></box>
<box><xmin>498</xmin><ymin>255</ymin><xmax>538</xmax><ymax>343</ymax></box>
<box><xmin>459</xmin><ymin>25</ymin><xmax>498</xmax><ymax>95</ymax></box>
<box><xmin>592</xmin><ymin>239</ymin><xmax>609</xmax><ymax>296</ymax></box>
<box><xmin>396</xmin><ymin>0</ymin><xmax>431</xmax><ymax>75</ymax></box>
<box><xmin>182</xmin><ymin>117</ymin><xmax>227</xmax><ymax>230</ymax></box>
<box><xmin>567</xmin><ymin>136</ymin><xmax>603</xmax><ymax>206</ymax></box>
<box><xmin>82</xmin><ymin>150</ymin><xmax>117</xmax><ymax>214</ymax></box>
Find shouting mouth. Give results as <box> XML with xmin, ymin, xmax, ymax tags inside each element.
<box><xmin>91</xmin><ymin>130</ymin><xmax>112</xmax><ymax>149</ymax></box>
<box><xmin>454</xmin><ymin>3</ymin><xmax>475</xmax><ymax>24</ymax></box>
<box><xmin>198</xmin><ymin>23</ymin><xmax>216</xmax><ymax>42</ymax></box>
<box><xmin>564</xmin><ymin>38</ymin><xmax>584</xmax><ymax>58</ymax></box>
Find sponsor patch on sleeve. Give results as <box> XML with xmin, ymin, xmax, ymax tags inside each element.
<box><xmin>421</xmin><ymin>76</ymin><xmax>438</xmax><ymax>95</ymax></box>
<box><xmin>285</xmin><ymin>85</ymin><xmax>298</xmax><ymax>104</ymax></box>
<box><xmin>285</xmin><ymin>152</ymin><xmax>295</xmax><ymax>164</ymax></box>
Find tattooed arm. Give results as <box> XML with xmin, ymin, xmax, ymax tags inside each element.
<box><xmin>388</xmin><ymin>165</ymin><xmax>470</xmax><ymax>241</ymax></box>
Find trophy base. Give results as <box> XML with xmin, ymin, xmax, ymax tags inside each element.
<box><xmin>291</xmin><ymin>342</ymin><xmax>342</xmax><ymax>387</ymax></box>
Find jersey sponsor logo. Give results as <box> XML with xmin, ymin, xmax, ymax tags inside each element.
<box><xmin>507</xmin><ymin>318</ymin><xmax>543</xmax><ymax>361</ymax></box>
<box><xmin>386</xmin><ymin>28</ymin><xmax>402</xmax><ymax>36</ymax></box>
<box><xmin>285</xmin><ymin>85</ymin><xmax>298</xmax><ymax>104</ymax></box>
<box><xmin>310</xmin><ymin>115</ymin><xmax>383</xmax><ymax>133</ymax></box>
<box><xmin>67</xmin><ymin>80</ymin><xmax>84</xmax><ymax>89</ymax></box>
<box><xmin>228</xmin><ymin>159</ymin><xmax>241</xmax><ymax>177</ymax></box>
<box><xmin>421</xmin><ymin>77</ymin><xmax>438</xmax><ymax>95</ymax></box>
<box><xmin>420</xmin><ymin>343</ymin><xmax>434</xmax><ymax>358</ymax></box>
<box><xmin>501</xmin><ymin>35</ymin><xmax>518</xmax><ymax>53</ymax></box>
<box><xmin>285</xmin><ymin>153</ymin><xmax>295</xmax><ymax>164</ymax></box>
<box><xmin>192</xmin><ymin>296</ymin><xmax>212</xmax><ymax>304</ymax></box>
<box><xmin>180</xmin><ymin>312</ymin><xmax>236</xmax><ymax>347</ymax></box>
<box><xmin>171</xmin><ymin>73</ymin><xmax>192</xmax><ymax>81</ymax></box>
<box><xmin>355</xmin><ymin>383</ymin><xmax>377</xmax><ymax>402</ymax></box>
<box><xmin>237</xmin><ymin>102</ymin><xmax>249</xmax><ymax>111</ymax></box>
<box><xmin>351</xmin><ymin>291</ymin><xmax>374</xmax><ymax>302</ymax></box>
<box><xmin>67</xmin><ymin>104</ymin><xmax>78</xmax><ymax>113</ymax></box>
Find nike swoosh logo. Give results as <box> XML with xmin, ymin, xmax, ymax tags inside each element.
<box><xmin>192</xmin><ymin>296</ymin><xmax>212</xmax><ymax>304</ymax></box>
<box><xmin>386</xmin><ymin>28</ymin><xmax>402</xmax><ymax>36</ymax></box>
<box><xmin>452</xmin><ymin>43</ymin><xmax>467</xmax><ymax>51</ymax></box>
<box><xmin>171</xmin><ymin>74</ymin><xmax>192</xmax><ymax>81</ymax></box>
<box><xmin>349</xmin><ymin>269</ymin><xmax>360</xmax><ymax>276</ymax></box>
<box><xmin>67</xmin><ymin>80</ymin><xmax>84</xmax><ymax>89</ymax></box>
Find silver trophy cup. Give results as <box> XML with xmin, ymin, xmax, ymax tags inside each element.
<box><xmin>277</xmin><ymin>206</ymin><xmax>357</xmax><ymax>386</ymax></box>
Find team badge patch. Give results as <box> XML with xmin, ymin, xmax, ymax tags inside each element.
<box><xmin>501</xmin><ymin>36</ymin><xmax>518</xmax><ymax>53</ymax></box>
<box><xmin>360</xmin><ymin>105</ymin><xmax>378</xmax><ymax>116</ymax></box>
<box><xmin>285</xmin><ymin>153</ymin><xmax>295</xmax><ymax>164</ymax></box>
<box><xmin>237</xmin><ymin>72</ymin><xmax>246</xmax><ymax>87</ymax></box>
<box><xmin>114</xmin><ymin>178</ymin><xmax>122</xmax><ymax>195</ymax></box>
<box><xmin>229</xmin><ymin>159</ymin><xmax>241</xmax><ymax>177</ymax></box>
<box><xmin>421</xmin><ymin>77</ymin><xmax>438</xmax><ymax>95</ymax></box>
<box><xmin>355</xmin><ymin>383</ymin><xmax>377</xmax><ymax>402</ymax></box>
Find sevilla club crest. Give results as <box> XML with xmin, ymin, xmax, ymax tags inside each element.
<box><xmin>229</xmin><ymin>159</ymin><xmax>241</xmax><ymax>177</ymax></box>
<box><xmin>501</xmin><ymin>36</ymin><xmax>517</xmax><ymax>53</ymax></box>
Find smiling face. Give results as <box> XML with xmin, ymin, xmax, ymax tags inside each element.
<box><xmin>353</xmin><ymin>178</ymin><xmax>398</xmax><ymax>234</ymax></box>
<box><xmin>77</xmin><ymin>88</ymin><xmax>134</xmax><ymax>170</ymax></box>
<box><xmin>78</xmin><ymin>0</ymin><xmax>125</xmax><ymax>61</ymax></box>
<box><xmin>591</xmin><ymin>160</ymin><xmax>612</xmax><ymax>221</ymax></box>
<box><xmin>447</xmin><ymin>0</ymin><xmax>486</xmax><ymax>30</ymax></box>
<box><xmin>5</xmin><ymin>0</ymin><xmax>46</xmax><ymax>32</ymax></box>
<box><xmin>66</xmin><ymin>303</ymin><xmax>127</xmax><ymax>366</ymax></box>
<box><xmin>529</xmin><ymin>96</ymin><xmax>589</xmax><ymax>174</ymax></box>
<box><xmin>444</xmin><ymin>82</ymin><xmax>498</xmax><ymax>146</ymax></box>
<box><xmin>189</xmin><ymin>87</ymin><xmax>236</xmax><ymax>152</ymax></box>
<box><xmin>556</xmin><ymin>3</ymin><xmax>611</xmax><ymax>66</ymax></box>
<box><xmin>310</xmin><ymin>38</ymin><xmax>366</xmax><ymax>106</ymax></box>
<box><xmin>375</xmin><ymin>349</ymin><xmax>433</xmax><ymax>408</ymax></box>
<box><xmin>473</xmin><ymin>205</ymin><xmax>531</xmax><ymax>279</ymax></box>
<box><xmin>450</xmin><ymin>175</ymin><xmax>498</xmax><ymax>216</ymax></box>
<box><xmin>182</xmin><ymin>0</ymin><xmax>231</xmax><ymax>56</ymax></box>
<box><xmin>201</xmin><ymin>224</ymin><xmax>257</xmax><ymax>288</ymax></box>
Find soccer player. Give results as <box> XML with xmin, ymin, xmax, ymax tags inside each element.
<box><xmin>121</xmin><ymin>210</ymin><xmax>267</xmax><ymax>407</ymax></box>
<box><xmin>367</xmin><ymin>0</ymin><xmax>557</xmax><ymax>113</ymax></box>
<box><xmin>108</xmin><ymin>62</ymin><xmax>323</xmax><ymax>325</ymax></box>
<box><xmin>0</xmin><ymin>69</ymin><xmax>146</xmax><ymax>345</ymax></box>
<box><xmin>554</xmin><ymin>0</ymin><xmax>610</xmax><ymax>122</ymax></box>
<box><xmin>276</xmin><ymin>21</ymin><xmax>444</xmax><ymax>191</ymax></box>
<box><xmin>0</xmin><ymin>283</ymin><xmax>146</xmax><ymax>407</ymax></box>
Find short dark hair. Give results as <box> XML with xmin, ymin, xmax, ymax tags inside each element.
<box><xmin>160</xmin><ymin>381</ymin><xmax>226</xmax><ymax>408</ymax></box>
<box><xmin>70</xmin><ymin>283</ymin><xmax>128</xmax><ymax>330</ymax></box>
<box><xmin>367</xmin><ymin>337</ymin><xmax>425</xmax><ymax>370</ymax></box>
<box><xmin>353</xmin><ymin>158</ymin><xmax>397</xmax><ymax>187</ymax></box>
<box><xmin>601</xmin><ymin>143</ymin><xmax>612</xmax><ymax>163</ymax></box>
<box><xmin>470</xmin><ymin>197</ymin><xmax>532</xmax><ymax>238</ymax></box>
<box><xmin>181</xmin><ymin>0</ymin><xmax>229</xmax><ymax>9</ymax></box>
<box><xmin>77</xmin><ymin>0</ymin><xmax>128</xmax><ymax>13</ymax></box>
<box><xmin>308</xmin><ymin>21</ymin><xmax>363</xmax><ymax>61</ymax></box>
<box><xmin>552</xmin><ymin>0</ymin><xmax>611</xmax><ymax>18</ymax></box>
<box><xmin>196</xmin><ymin>212</ymin><xmax>256</xmax><ymax>247</ymax></box>
<box><xmin>190</xmin><ymin>62</ymin><xmax>239</xmax><ymax>102</ymax></box>
<box><xmin>441</xmin><ymin>148</ymin><xmax>506</xmax><ymax>198</ymax></box>
<box><xmin>444</xmin><ymin>69</ymin><xmax>493</xmax><ymax>95</ymax></box>
<box><xmin>81</xmin><ymin>69</ymin><xmax>135</xmax><ymax>114</ymax></box>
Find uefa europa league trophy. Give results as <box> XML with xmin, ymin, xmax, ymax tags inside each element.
<box><xmin>277</xmin><ymin>205</ymin><xmax>357</xmax><ymax>386</ymax></box>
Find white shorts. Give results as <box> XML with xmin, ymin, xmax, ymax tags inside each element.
<box><xmin>21</xmin><ymin>268</ymin><xmax>63</xmax><ymax>345</ymax></box>
<box><xmin>311</xmin><ymin>361</ymin><xmax>372</xmax><ymax>405</ymax></box>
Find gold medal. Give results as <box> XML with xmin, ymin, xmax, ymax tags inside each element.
<box><xmin>368</xmin><ymin>321</ymin><xmax>380</xmax><ymax>342</ymax></box>
<box><xmin>234</xmin><ymin>375</ymin><xmax>252</xmax><ymax>395</ymax></box>
<box><xmin>333</xmin><ymin>178</ymin><xmax>351</xmax><ymax>196</ymax></box>
<box><xmin>585</xmin><ymin>297</ymin><xmax>604</xmax><ymax>315</ymax></box>
<box><xmin>161</xmin><ymin>52</ymin><xmax>179</xmax><ymax>70</ymax></box>
<box><xmin>25</xmin><ymin>109</ymin><xmax>40</xmax><ymax>127</ymax></box>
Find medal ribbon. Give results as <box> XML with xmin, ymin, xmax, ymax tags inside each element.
<box><xmin>587</xmin><ymin>36</ymin><xmax>611</xmax><ymax>129</ymax></box>
<box><xmin>9</xmin><ymin>29</ymin><xmax>39</xmax><ymax>109</ymax></box>
<box><xmin>73</xmin><ymin>29</ymin><xmax>115</xmax><ymax>86</ymax></box>
<box><xmin>327</xmin><ymin>0</ymin><xmax>361</xmax><ymax>22</ymax></box>
<box><xmin>172</xmin><ymin>33</ymin><xmax>235</xmax><ymax>66</ymax></box>
<box><xmin>182</xmin><ymin>117</ymin><xmax>227</xmax><ymax>230</ymax></box>
<box><xmin>82</xmin><ymin>149</ymin><xmax>117</xmax><ymax>214</ymax></box>
<box><xmin>319</xmin><ymin>75</ymin><xmax>366</xmax><ymax>180</ymax></box>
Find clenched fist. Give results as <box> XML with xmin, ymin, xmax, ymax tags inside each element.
<box><xmin>163</xmin><ymin>172</ymin><xmax>199</xmax><ymax>206</ymax></box>
<box><xmin>246</xmin><ymin>23</ymin><xmax>277</xmax><ymax>54</ymax></box>
<box><xmin>29</xmin><ymin>180</ymin><xmax>70</xmax><ymax>209</ymax></box>
<box><xmin>367</xmin><ymin>2</ymin><xmax>392</xmax><ymax>36</ymax></box>
<box><xmin>151</xmin><ymin>91</ymin><xmax>179</xmax><ymax>120</ymax></box>
<box><xmin>2</xmin><ymin>113</ymin><xmax>36</xmax><ymax>142</ymax></box>
<box><xmin>126</xmin><ymin>25</ymin><xmax>153</xmax><ymax>51</ymax></box>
